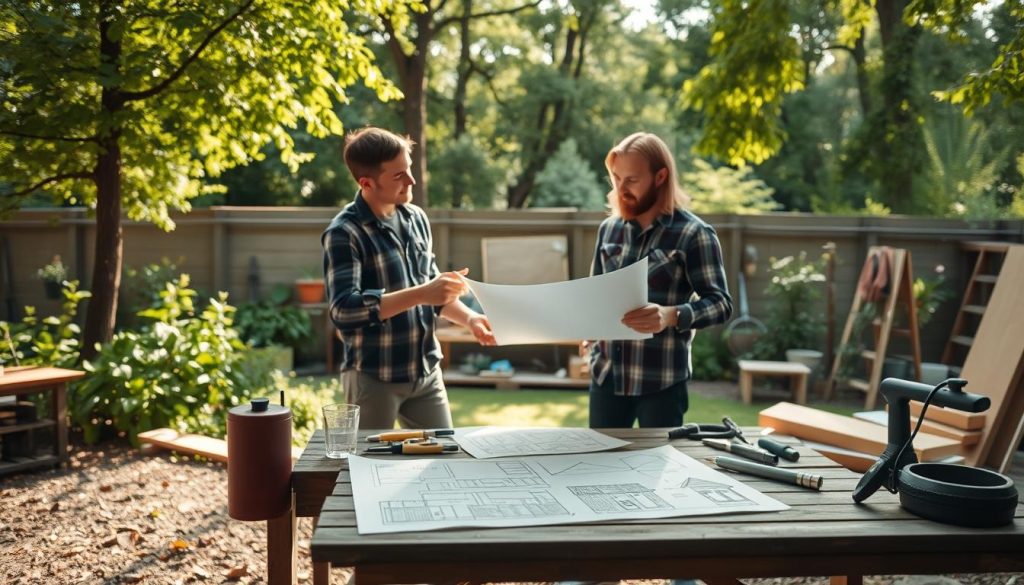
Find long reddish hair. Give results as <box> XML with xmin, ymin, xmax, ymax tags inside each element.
<box><xmin>604</xmin><ymin>132</ymin><xmax>689</xmax><ymax>216</ymax></box>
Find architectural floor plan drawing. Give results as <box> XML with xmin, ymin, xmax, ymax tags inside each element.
<box><xmin>453</xmin><ymin>427</ymin><xmax>631</xmax><ymax>458</ymax></box>
<box><xmin>348</xmin><ymin>445</ymin><xmax>789</xmax><ymax>534</ymax></box>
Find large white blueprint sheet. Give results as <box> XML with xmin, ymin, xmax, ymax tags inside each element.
<box><xmin>348</xmin><ymin>445</ymin><xmax>789</xmax><ymax>534</ymax></box>
<box><xmin>465</xmin><ymin>257</ymin><xmax>652</xmax><ymax>345</ymax></box>
<box><xmin>452</xmin><ymin>427</ymin><xmax>631</xmax><ymax>459</ymax></box>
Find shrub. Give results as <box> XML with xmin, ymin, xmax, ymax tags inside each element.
<box><xmin>690</xmin><ymin>330</ymin><xmax>733</xmax><ymax>381</ymax></box>
<box><xmin>234</xmin><ymin>284</ymin><xmax>312</xmax><ymax>348</ymax></box>
<box><xmin>275</xmin><ymin>372</ymin><xmax>338</xmax><ymax>447</ymax></box>
<box><xmin>751</xmin><ymin>252</ymin><xmax>827</xmax><ymax>360</ymax></box>
<box><xmin>71</xmin><ymin>274</ymin><xmax>272</xmax><ymax>444</ymax></box>
<box><xmin>0</xmin><ymin>280</ymin><xmax>91</xmax><ymax>368</ymax></box>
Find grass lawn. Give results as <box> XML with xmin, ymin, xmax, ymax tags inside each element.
<box><xmin>295</xmin><ymin>376</ymin><xmax>858</xmax><ymax>428</ymax></box>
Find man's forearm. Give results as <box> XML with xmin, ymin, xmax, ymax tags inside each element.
<box><xmin>379</xmin><ymin>286</ymin><xmax>424</xmax><ymax>321</ymax></box>
<box><xmin>439</xmin><ymin>300</ymin><xmax>477</xmax><ymax>327</ymax></box>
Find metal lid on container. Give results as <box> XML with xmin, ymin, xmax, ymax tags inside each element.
<box><xmin>228</xmin><ymin>397</ymin><xmax>291</xmax><ymax>421</ymax></box>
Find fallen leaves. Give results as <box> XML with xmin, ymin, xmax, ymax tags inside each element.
<box><xmin>169</xmin><ymin>538</ymin><xmax>189</xmax><ymax>551</ymax></box>
<box><xmin>224</xmin><ymin>564</ymin><xmax>248</xmax><ymax>580</ymax></box>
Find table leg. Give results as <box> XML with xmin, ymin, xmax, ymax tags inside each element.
<box><xmin>739</xmin><ymin>371</ymin><xmax>753</xmax><ymax>404</ymax></box>
<box><xmin>55</xmin><ymin>382</ymin><xmax>68</xmax><ymax>465</ymax></box>
<box><xmin>830</xmin><ymin>576</ymin><xmax>863</xmax><ymax>585</ymax></box>
<box><xmin>312</xmin><ymin>516</ymin><xmax>332</xmax><ymax>585</ymax></box>
<box><xmin>794</xmin><ymin>373</ymin><xmax>808</xmax><ymax>405</ymax></box>
<box><xmin>267</xmin><ymin>492</ymin><xmax>297</xmax><ymax>585</ymax></box>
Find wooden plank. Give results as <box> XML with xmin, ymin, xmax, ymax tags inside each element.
<box><xmin>137</xmin><ymin>427</ymin><xmax>304</xmax><ymax>463</ymax></box>
<box><xmin>963</xmin><ymin>245</ymin><xmax>1024</xmax><ymax>466</ymax></box>
<box><xmin>855</xmin><ymin>409</ymin><xmax>982</xmax><ymax>445</ymax></box>
<box><xmin>909</xmin><ymin>400</ymin><xmax>985</xmax><ymax>431</ymax></box>
<box><xmin>758</xmin><ymin>402</ymin><xmax>961</xmax><ymax>461</ymax></box>
<box><xmin>0</xmin><ymin>367</ymin><xmax>84</xmax><ymax>394</ymax></box>
<box><xmin>738</xmin><ymin>360</ymin><xmax>811</xmax><ymax>375</ymax></box>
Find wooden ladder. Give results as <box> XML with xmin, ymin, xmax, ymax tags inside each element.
<box><xmin>940</xmin><ymin>241</ymin><xmax>1012</xmax><ymax>368</ymax></box>
<box><xmin>826</xmin><ymin>247</ymin><xmax>922</xmax><ymax>410</ymax></box>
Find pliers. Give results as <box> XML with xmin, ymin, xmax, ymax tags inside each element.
<box><xmin>667</xmin><ymin>416</ymin><xmax>749</xmax><ymax>444</ymax></box>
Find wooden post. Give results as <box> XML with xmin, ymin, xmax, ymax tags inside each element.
<box><xmin>267</xmin><ymin>492</ymin><xmax>297</xmax><ymax>585</ymax></box>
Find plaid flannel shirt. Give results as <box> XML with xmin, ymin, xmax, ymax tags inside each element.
<box><xmin>590</xmin><ymin>208</ymin><xmax>733</xmax><ymax>396</ymax></box>
<box><xmin>321</xmin><ymin>193</ymin><xmax>442</xmax><ymax>382</ymax></box>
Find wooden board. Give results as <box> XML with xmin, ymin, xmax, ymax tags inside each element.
<box><xmin>862</xmin><ymin>409</ymin><xmax>983</xmax><ymax>446</ymax></box>
<box><xmin>481</xmin><ymin>235</ymin><xmax>569</xmax><ymax>285</ymax></box>
<box><xmin>759</xmin><ymin>402</ymin><xmax>961</xmax><ymax>461</ymax></box>
<box><xmin>908</xmin><ymin>400</ymin><xmax>985</xmax><ymax>431</ymax></box>
<box><xmin>962</xmin><ymin>245</ymin><xmax>1024</xmax><ymax>467</ymax></box>
<box><xmin>138</xmin><ymin>428</ymin><xmax>303</xmax><ymax>463</ymax></box>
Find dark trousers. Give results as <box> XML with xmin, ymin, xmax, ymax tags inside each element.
<box><xmin>588</xmin><ymin>374</ymin><xmax>689</xmax><ymax>428</ymax></box>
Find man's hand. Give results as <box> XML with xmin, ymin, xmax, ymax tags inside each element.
<box><xmin>622</xmin><ymin>303</ymin><xmax>678</xmax><ymax>334</ymax></box>
<box><xmin>418</xmin><ymin>268</ymin><xmax>469</xmax><ymax>306</ymax></box>
<box><xmin>579</xmin><ymin>340</ymin><xmax>591</xmax><ymax>357</ymax></box>
<box><xmin>467</xmin><ymin>314</ymin><xmax>497</xmax><ymax>346</ymax></box>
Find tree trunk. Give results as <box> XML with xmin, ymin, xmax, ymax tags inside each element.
<box><xmin>874</xmin><ymin>0</ymin><xmax>920</xmax><ymax>211</ymax></box>
<box><xmin>852</xmin><ymin>34</ymin><xmax>871</xmax><ymax>119</ymax></box>
<box><xmin>506</xmin><ymin>11</ymin><xmax>590</xmax><ymax>208</ymax></box>
<box><xmin>454</xmin><ymin>0</ymin><xmax>472</xmax><ymax>141</ymax></box>
<box><xmin>388</xmin><ymin>10</ymin><xmax>433</xmax><ymax>209</ymax></box>
<box><xmin>82</xmin><ymin>2</ymin><xmax>124</xmax><ymax>360</ymax></box>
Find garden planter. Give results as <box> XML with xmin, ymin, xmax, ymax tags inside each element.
<box><xmin>295</xmin><ymin>279</ymin><xmax>325</xmax><ymax>304</ymax></box>
<box><xmin>786</xmin><ymin>348</ymin><xmax>824</xmax><ymax>392</ymax></box>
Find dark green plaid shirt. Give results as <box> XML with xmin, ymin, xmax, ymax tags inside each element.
<box><xmin>321</xmin><ymin>193</ymin><xmax>442</xmax><ymax>382</ymax></box>
<box><xmin>590</xmin><ymin>208</ymin><xmax>733</xmax><ymax>396</ymax></box>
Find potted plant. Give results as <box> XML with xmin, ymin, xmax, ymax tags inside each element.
<box><xmin>753</xmin><ymin>252</ymin><xmax>827</xmax><ymax>363</ymax></box>
<box><xmin>234</xmin><ymin>284</ymin><xmax>313</xmax><ymax>371</ymax></box>
<box><xmin>37</xmin><ymin>255</ymin><xmax>68</xmax><ymax>299</ymax></box>
<box><xmin>295</xmin><ymin>267</ymin><xmax>325</xmax><ymax>304</ymax></box>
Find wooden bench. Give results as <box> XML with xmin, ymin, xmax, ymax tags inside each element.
<box><xmin>738</xmin><ymin>360</ymin><xmax>810</xmax><ymax>405</ymax></box>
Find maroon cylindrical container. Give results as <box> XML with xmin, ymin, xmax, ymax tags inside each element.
<box><xmin>227</xmin><ymin>397</ymin><xmax>292</xmax><ymax>521</ymax></box>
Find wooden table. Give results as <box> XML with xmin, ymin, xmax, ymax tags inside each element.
<box><xmin>284</xmin><ymin>428</ymin><xmax>1024</xmax><ymax>585</ymax></box>
<box><xmin>0</xmin><ymin>366</ymin><xmax>84</xmax><ymax>476</ymax></box>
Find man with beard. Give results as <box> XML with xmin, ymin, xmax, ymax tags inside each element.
<box><xmin>322</xmin><ymin>127</ymin><xmax>495</xmax><ymax>430</ymax></box>
<box><xmin>584</xmin><ymin>132</ymin><xmax>733</xmax><ymax>429</ymax></box>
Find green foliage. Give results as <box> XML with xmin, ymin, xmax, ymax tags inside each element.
<box><xmin>751</xmin><ymin>252</ymin><xmax>827</xmax><ymax>360</ymax></box>
<box><xmin>913</xmin><ymin>266</ymin><xmax>954</xmax><ymax>328</ymax></box>
<box><xmin>0</xmin><ymin>281</ymin><xmax>91</xmax><ymax>368</ymax></box>
<box><xmin>681</xmin><ymin>0</ymin><xmax>805</xmax><ymax>165</ymax></box>
<box><xmin>429</xmin><ymin>135</ymin><xmax>506</xmax><ymax>209</ymax></box>
<box><xmin>118</xmin><ymin>259</ymin><xmax>184</xmax><ymax>329</ymax></box>
<box><xmin>234</xmin><ymin>285</ymin><xmax>312</xmax><ymax>348</ymax></box>
<box><xmin>690</xmin><ymin>329</ymin><xmax>734</xmax><ymax>381</ymax></box>
<box><xmin>920</xmin><ymin>114</ymin><xmax>1009</xmax><ymax>219</ymax></box>
<box><xmin>71</xmin><ymin>275</ymin><xmax>270</xmax><ymax>444</ymax></box>
<box><xmin>36</xmin><ymin>255</ymin><xmax>68</xmax><ymax>283</ymax></box>
<box><xmin>529</xmin><ymin>139</ymin><xmax>606</xmax><ymax>210</ymax></box>
<box><xmin>278</xmin><ymin>373</ymin><xmax>338</xmax><ymax>447</ymax></box>
<box><xmin>0</xmin><ymin>1</ymin><xmax>403</xmax><ymax>224</ymax></box>
<box><xmin>929</xmin><ymin>0</ymin><xmax>1024</xmax><ymax>114</ymax></box>
<box><xmin>684</xmin><ymin>159</ymin><xmax>780</xmax><ymax>214</ymax></box>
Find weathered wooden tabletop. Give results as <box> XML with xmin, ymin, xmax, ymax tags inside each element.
<box><xmin>299</xmin><ymin>428</ymin><xmax>1024</xmax><ymax>585</ymax></box>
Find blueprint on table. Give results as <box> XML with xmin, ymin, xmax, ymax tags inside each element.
<box><xmin>348</xmin><ymin>445</ymin><xmax>789</xmax><ymax>534</ymax></box>
<box><xmin>452</xmin><ymin>427</ymin><xmax>631</xmax><ymax>459</ymax></box>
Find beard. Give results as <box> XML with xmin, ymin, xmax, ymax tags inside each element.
<box><xmin>618</xmin><ymin>183</ymin><xmax>660</xmax><ymax>220</ymax></box>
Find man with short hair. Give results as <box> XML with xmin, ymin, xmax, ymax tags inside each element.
<box><xmin>585</xmin><ymin>131</ymin><xmax>733</xmax><ymax>429</ymax></box>
<box><xmin>322</xmin><ymin>126</ymin><xmax>495</xmax><ymax>430</ymax></box>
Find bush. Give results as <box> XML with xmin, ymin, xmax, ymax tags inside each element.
<box><xmin>530</xmin><ymin>139</ymin><xmax>606</xmax><ymax>210</ymax></box>
<box><xmin>0</xmin><ymin>280</ymin><xmax>90</xmax><ymax>368</ymax></box>
<box><xmin>275</xmin><ymin>372</ymin><xmax>338</xmax><ymax>447</ymax></box>
<box><xmin>71</xmin><ymin>274</ymin><xmax>272</xmax><ymax>444</ymax></box>
<box><xmin>690</xmin><ymin>329</ymin><xmax>734</xmax><ymax>381</ymax></box>
<box><xmin>234</xmin><ymin>284</ymin><xmax>312</xmax><ymax>348</ymax></box>
<box><xmin>751</xmin><ymin>252</ymin><xmax>826</xmax><ymax>360</ymax></box>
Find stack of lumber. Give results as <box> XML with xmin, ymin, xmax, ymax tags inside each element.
<box><xmin>759</xmin><ymin>402</ymin><xmax>961</xmax><ymax>472</ymax></box>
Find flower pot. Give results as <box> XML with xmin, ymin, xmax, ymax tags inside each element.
<box><xmin>43</xmin><ymin>280</ymin><xmax>62</xmax><ymax>299</ymax></box>
<box><xmin>786</xmin><ymin>348</ymin><xmax>824</xmax><ymax>394</ymax></box>
<box><xmin>294</xmin><ymin>279</ymin><xmax>325</xmax><ymax>304</ymax></box>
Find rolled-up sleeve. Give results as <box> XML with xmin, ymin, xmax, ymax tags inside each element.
<box><xmin>677</xmin><ymin>226</ymin><xmax>733</xmax><ymax>330</ymax></box>
<box><xmin>322</xmin><ymin>227</ymin><xmax>384</xmax><ymax>332</ymax></box>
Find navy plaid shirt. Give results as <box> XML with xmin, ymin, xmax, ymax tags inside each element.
<box><xmin>590</xmin><ymin>208</ymin><xmax>733</xmax><ymax>396</ymax></box>
<box><xmin>321</xmin><ymin>193</ymin><xmax>442</xmax><ymax>382</ymax></box>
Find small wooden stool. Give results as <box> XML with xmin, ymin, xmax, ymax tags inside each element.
<box><xmin>738</xmin><ymin>360</ymin><xmax>811</xmax><ymax>405</ymax></box>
